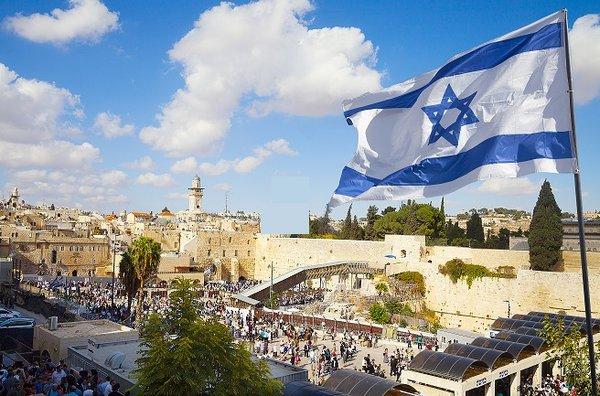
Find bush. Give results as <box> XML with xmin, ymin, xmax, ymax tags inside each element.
<box><xmin>375</xmin><ymin>282</ymin><xmax>389</xmax><ymax>295</ymax></box>
<box><xmin>384</xmin><ymin>298</ymin><xmax>413</xmax><ymax>316</ymax></box>
<box><xmin>369</xmin><ymin>303</ymin><xmax>391</xmax><ymax>324</ymax></box>
<box><xmin>439</xmin><ymin>259</ymin><xmax>494</xmax><ymax>288</ymax></box>
<box><xmin>393</xmin><ymin>271</ymin><xmax>426</xmax><ymax>296</ymax></box>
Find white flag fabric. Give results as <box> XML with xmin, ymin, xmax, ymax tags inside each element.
<box><xmin>330</xmin><ymin>11</ymin><xmax>576</xmax><ymax>207</ymax></box>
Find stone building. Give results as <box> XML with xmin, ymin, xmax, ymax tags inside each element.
<box><xmin>0</xmin><ymin>228</ymin><xmax>110</xmax><ymax>276</ymax></box>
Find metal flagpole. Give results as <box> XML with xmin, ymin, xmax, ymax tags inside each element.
<box><xmin>563</xmin><ymin>9</ymin><xmax>598</xmax><ymax>394</ymax></box>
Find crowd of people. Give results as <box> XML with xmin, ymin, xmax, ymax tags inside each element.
<box><xmin>521</xmin><ymin>373</ymin><xmax>578</xmax><ymax>396</ymax></box>
<box><xmin>278</xmin><ymin>287</ymin><xmax>325</xmax><ymax>307</ymax></box>
<box><xmin>0</xmin><ymin>360</ymin><xmax>126</xmax><ymax>396</ymax></box>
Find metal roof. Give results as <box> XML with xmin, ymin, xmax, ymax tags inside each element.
<box><xmin>513</xmin><ymin>326</ymin><xmax>541</xmax><ymax>337</ymax></box>
<box><xmin>407</xmin><ymin>350</ymin><xmax>489</xmax><ymax>381</ymax></box>
<box><xmin>444</xmin><ymin>343</ymin><xmax>513</xmax><ymax>370</ymax></box>
<box><xmin>323</xmin><ymin>369</ymin><xmax>419</xmax><ymax>396</ymax></box>
<box><xmin>522</xmin><ymin>312</ymin><xmax>600</xmax><ymax>331</ymax></box>
<box><xmin>471</xmin><ymin>337</ymin><xmax>535</xmax><ymax>361</ymax></box>
<box><xmin>490</xmin><ymin>318</ymin><xmax>545</xmax><ymax>332</ymax></box>
<box><xmin>284</xmin><ymin>381</ymin><xmax>346</xmax><ymax>396</ymax></box>
<box><xmin>494</xmin><ymin>331</ymin><xmax>548</xmax><ymax>353</ymax></box>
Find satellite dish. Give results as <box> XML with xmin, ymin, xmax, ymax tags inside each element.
<box><xmin>105</xmin><ymin>352</ymin><xmax>126</xmax><ymax>369</ymax></box>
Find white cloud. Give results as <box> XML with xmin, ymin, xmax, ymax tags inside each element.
<box><xmin>98</xmin><ymin>170</ymin><xmax>127</xmax><ymax>187</ymax></box>
<box><xmin>198</xmin><ymin>139</ymin><xmax>297</xmax><ymax>176</ymax></box>
<box><xmin>171</xmin><ymin>156</ymin><xmax>198</xmax><ymax>173</ymax></box>
<box><xmin>570</xmin><ymin>14</ymin><xmax>600</xmax><ymax>104</ymax></box>
<box><xmin>476</xmin><ymin>177</ymin><xmax>538</xmax><ymax>196</ymax></box>
<box><xmin>6</xmin><ymin>168</ymin><xmax>128</xmax><ymax>208</ymax></box>
<box><xmin>213</xmin><ymin>182</ymin><xmax>232</xmax><ymax>192</ymax></box>
<box><xmin>94</xmin><ymin>111</ymin><xmax>134</xmax><ymax>138</ymax></box>
<box><xmin>0</xmin><ymin>63</ymin><xmax>81</xmax><ymax>144</ymax></box>
<box><xmin>264</xmin><ymin>138</ymin><xmax>298</xmax><ymax>156</ymax></box>
<box><xmin>136</xmin><ymin>172</ymin><xmax>175</xmax><ymax>188</ymax></box>
<box><xmin>0</xmin><ymin>140</ymin><xmax>99</xmax><ymax>169</ymax></box>
<box><xmin>0</xmin><ymin>63</ymin><xmax>100</xmax><ymax>170</ymax></box>
<box><xmin>3</xmin><ymin>0</ymin><xmax>119</xmax><ymax>45</ymax></box>
<box><xmin>140</xmin><ymin>0</ymin><xmax>380</xmax><ymax>156</ymax></box>
<box><xmin>166</xmin><ymin>192</ymin><xmax>187</xmax><ymax>200</ymax></box>
<box><xmin>124</xmin><ymin>156</ymin><xmax>155</xmax><ymax>170</ymax></box>
<box><xmin>198</xmin><ymin>160</ymin><xmax>231</xmax><ymax>177</ymax></box>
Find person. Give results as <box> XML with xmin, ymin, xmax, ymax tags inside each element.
<box><xmin>104</xmin><ymin>379</ymin><xmax>114</xmax><ymax>396</ymax></box>
<box><xmin>108</xmin><ymin>382</ymin><xmax>124</xmax><ymax>396</ymax></box>
<box><xmin>97</xmin><ymin>376</ymin><xmax>111</xmax><ymax>395</ymax></box>
<box><xmin>51</xmin><ymin>365</ymin><xmax>66</xmax><ymax>385</ymax></box>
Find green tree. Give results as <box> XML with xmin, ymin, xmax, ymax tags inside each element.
<box><xmin>373</xmin><ymin>201</ymin><xmax>445</xmax><ymax>239</ymax></box>
<box><xmin>369</xmin><ymin>303</ymin><xmax>391</xmax><ymax>324</ymax></box>
<box><xmin>446</xmin><ymin>220</ymin><xmax>466</xmax><ymax>245</ymax></box>
<box><xmin>340</xmin><ymin>204</ymin><xmax>353</xmax><ymax>239</ymax></box>
<box><xmin>135</xmin><ymin>279</ymin><xmax>282</xmax><ymax>396</ymax></box>
<box><xmin>382</xmin><ymin>206</ymin><xmax>396</xmax><ymax>215</ymax></box>
<box><xmin>529</xmin><ymin>180</ymin><xmax>563</xmax><ymax>271</ymax></box>
<box><xmin>131</xmin><ymin>236</ymin><xmax>162</xmax><ymax>324</ymax></box>
<box><xmin>498</xmin><ymin>228</ymin><xmax>510</xmax><ymax>249</ymax></box>
<box><xmin>309</xmin><ymin>204</ymin><xmax>334</xmax><ymax>236</ymax></box>
<box><xmin>364</xmin><ymin>205</ymin><xmax>379</xmax><ymax>240</ymax></box>
<box><xmin>118</xmin><ymin>249</ymin><xmax>140</xmax><ymax>313</ymax></box>
<box><xmin>538</xmin><ymin>317</ymin><xmax>598</xmax><ymax>394</ymax></box>
<box><xmin>466</xmin><ymin>212</ymin><xmax>485</xmax><ymax>245</ymax></box>
<box><xmin>351</xmin><ymin>215</ymin><xmax>364</xmax><ymax>240</ymax></box>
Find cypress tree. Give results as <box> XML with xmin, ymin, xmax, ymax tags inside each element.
<box><xmin>340</xmin><ymin>204</ymin><xmax>353</xmax><ymax>239</ymax></box>
<box><xmin>529</xmin><ymin>180</ymin><xmax>563</xmax><ymax>271</ymax></box>
<box><xmin>466</xmin><ymin>212</ymin><xmax>485</xmax><ymax>243</ymax></box>
<box><xmin>364</xmin><ymin>205</ymin><xmax>379</xmax><ymax>240</ymax></box>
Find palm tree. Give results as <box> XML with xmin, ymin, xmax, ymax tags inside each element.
<box><xmin>118</xmin><ymin>249</ymin><xmax>140</xmax><ymax>315</ymax></box>
<box><xmin>130</xmin><ymin>237</ymin><xmax>161</xmax><ymax>325</ymax></box>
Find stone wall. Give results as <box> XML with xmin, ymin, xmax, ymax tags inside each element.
<box><xmin>387</xmin><ymin>260</ymin><xmax>600</xmax><ymax>332</ymax></box>
<box><xmin>426</xmin><ymin>246</ymin><xmax>530</xmax><ymax>270</ymax></box>
<box><xmin>253</xmin><ymin>234</ymin><xmax>424</xmax><ymax>281</ymax></box>
<box><xmin>195</xmin><ymin>230</ymin><xmax>256</xmax><ymax>281</ymax></box>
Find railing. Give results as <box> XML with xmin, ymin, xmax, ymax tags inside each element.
<box><xmin>255</xmin><ymin>309</ymin><xmax>384</xmax><ymax>336</ymax></box>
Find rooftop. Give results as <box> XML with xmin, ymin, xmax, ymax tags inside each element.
<box><xmin>38</xmin><ymin>319</ymin><xmax>135</xmax><ymax>339</ymax></box>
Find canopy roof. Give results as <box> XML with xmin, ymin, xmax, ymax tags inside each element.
<box><xmin>284</xmin><ymin>381</ymin><xmax>346</xmax><ymax>396</ymax></box>
<box><xmin>323</xmin><ymin>369</ymin><xmax>419</xmax><ymax>396</ymax></box>
<box><xmin>471</xmin><ymin>337</ymin><xmax>535</xmax><ymax>361</ymax></box>
<box><xmin>494</xmin><ymin>331</ymin><xmax>548</xmax><ymax>353</ymax></box>
<box><xmin>444</xmin><ymin>343</ymin><xmax>513</xmax><ymax>370</ymax></box>
<box><xmin>407</xmin><ymin>350</ymin><xmax>489</xmax><ymax>381</ymax></box>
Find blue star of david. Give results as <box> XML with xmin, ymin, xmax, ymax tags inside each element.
<box><xmin>422</xmin><ymin>84</ymin><xmax>479</xmax><ymax>147</ymax></box>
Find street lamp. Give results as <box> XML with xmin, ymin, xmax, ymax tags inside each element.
<box><xmin>111</xmin><ymin>238</ymin><xmax>117</xmax><ymax>306</ymax></box>
<box><xmin>503</xmin><ymin>300</ymin><xmax>511</xmax><ymax>318</ymax></box>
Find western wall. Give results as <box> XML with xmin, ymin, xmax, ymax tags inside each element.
<box><xmin>254</xmin><ymin>234</ymin><xmax>600</xmax><ymax>332</ymax></box>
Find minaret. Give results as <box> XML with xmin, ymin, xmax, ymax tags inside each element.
<box><xmin>188</xmin><ymin>175</ymin><xmax>204</xmax><ymax>212</ymax></box>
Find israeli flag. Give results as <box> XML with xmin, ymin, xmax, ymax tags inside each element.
<box><xmin>330</xmin><ymin>11</ymin><xmax>576</xmax><ymax>207</ymax></box>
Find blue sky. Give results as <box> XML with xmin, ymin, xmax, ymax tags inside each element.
<box><xmin>0</xmin><ymin>0</ymin><xmax>598</xmax><ymax>233</ymax></box>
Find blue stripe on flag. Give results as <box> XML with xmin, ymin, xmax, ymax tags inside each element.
<box><xmin>334</xmin><ymin>131</ymin><xmax>573</xmax><ymax>198</ymax></box>
<box><xmin>343</xmin><ymin>22</ymin><xmax>562</xmax><ymax>119</ymax></box>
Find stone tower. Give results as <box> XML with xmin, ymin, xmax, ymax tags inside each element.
<box><xmin>188</xmin><ymin>175</ymin><xmax>204</xmax><ymax>212</ymax></box>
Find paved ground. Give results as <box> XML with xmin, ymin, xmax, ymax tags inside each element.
<box><xmin>264</xmin><ymin>330</ymin><xmax>422</xmax><ymax>383</ymax></box>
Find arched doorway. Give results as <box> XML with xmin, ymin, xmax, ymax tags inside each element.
<box><xmin>72</xmin><ymin>270</ymin><xmax>78</xmax><ymax>277</ymax></box>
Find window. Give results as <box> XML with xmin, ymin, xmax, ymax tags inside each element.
<box><xmin>222</xmin><ymin>250</ymin><xmax>226</xmax><ymax>257</ymax></box>
<box><xmin>69</xmin><ymin>246</ymin><xmax>72</xmax><ymax>252</ymax></box>
<box><xmin>247</xmin><ymin>240</ymin><xmax>250</xmax><ymax>245</ymax></box>
<box><xmin>234</xmin><ymin>250</ymin><xmax>238</xmax><ymax>257</ymax></box>
<box><xmin>228</xmin><ymin>237</ymin><xmax>232</xmax><ymax>243</ymax></box>
<box><xmin>207</xmin><ymin>249</ymin><xmax>211</xmax><ymax>257</ymax></box>
<box><xmin>60</xmin><ymin>246</ymin><xmax>64</xmax><ymax>251</ymax></box>
<box><xmin>208</xmin><ymin>238</ymin><xmax>211</xmax><ymax>244</ymax></box>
